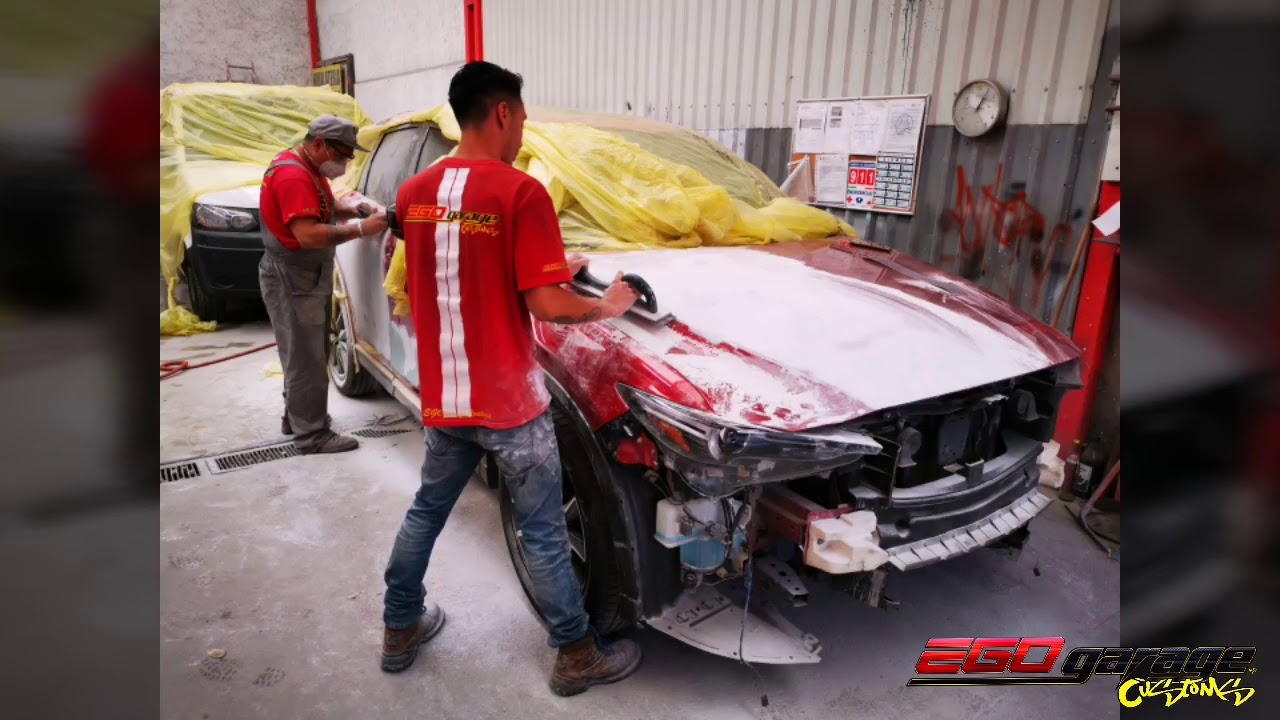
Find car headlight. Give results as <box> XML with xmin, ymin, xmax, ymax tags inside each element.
<box><xmin>619</xmin><ymin>385</ymin><xmax>881</xmax><ymax>497</ymax></box>
<box><xmin>194</xmin><ymin>204</ymin><xmax>259</xmax><ymax>231</ymax></box>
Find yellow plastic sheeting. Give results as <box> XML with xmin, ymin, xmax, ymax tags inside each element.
<box><xmin>159</xmin><ymin>82</ymin><xmax>370</xmax><ymax>334</ymax></box>
<box><xmin>158</xmin><ymin>304</ymin><xmax>216</xmax><ymax>336</ymax></box>
<box><xmin>363</xmin><ymin>105</ymin><xmax>855</xmax><ymax>313</ymax></box>
<box><xmin>383</xmin><ymin>239</ymin><xmax>411</xmax><ymax>318</ymax></box>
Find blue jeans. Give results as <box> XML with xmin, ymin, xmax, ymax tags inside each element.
<box><xmin>383</xmin><ymin>411</ymin><xmax>591</xmax><ymax>648</ymax></box>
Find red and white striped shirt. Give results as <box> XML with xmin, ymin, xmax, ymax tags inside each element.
<box><xmin>398</xmin><ymin>158</ymin><xmax>573</xmax><ymax>429</ymax></box>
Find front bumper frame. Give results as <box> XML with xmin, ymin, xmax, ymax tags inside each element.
<box><xmin>757</xmin><ymin>432</ymin><xmax>1052</xmax><ymax>572</ymax></box>
<box><xmin>885</xmin><ymin>487</ymin><xmax>1051</xmax><ymax>569</ymax></box>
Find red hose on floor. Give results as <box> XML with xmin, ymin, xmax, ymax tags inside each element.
<box><xmin>160</xmin><ymin>342</ymin><xmax>277</xmax><ymax>381</ymax></box>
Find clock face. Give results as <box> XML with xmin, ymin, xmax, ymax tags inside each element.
<box><xmin>954</xmin><ymin>80</ymin><xmax>1008</xmax><ymax>137</ymax></box>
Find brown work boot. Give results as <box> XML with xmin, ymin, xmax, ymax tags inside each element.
<box><xmin>548</xmin><ymin>632</ymin><xmax>642</xmax><ymax>697</ymax></box>
<box><xmin>381</xmin><ymin>602</ymin><xmax>446</xmax><ymax>673</ymax></box>
<box><xmin>298</xmin><ymin>430</ymin><xmax>359</xmax><ymax>454</ymax></box>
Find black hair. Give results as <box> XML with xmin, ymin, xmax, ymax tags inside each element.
<box><xmin>448</xmin><ymin>61</ymin><xmax>524</xmax><ymax>129</ymax></box>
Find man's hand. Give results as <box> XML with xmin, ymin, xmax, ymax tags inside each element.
<box><xmin>600</xmin><ymin>272</ymin><xmax>640</xmax><ymax>318</ymax></box>
<box><xmin>336</xmin><ymin>193</ymin><xmax>375</xmax><ymax>216</ymax></box>
<box><xmin>359</xmin><ymin>211</ymin><xmax>389</xmax><ymax>237</ymax></box>
<box><xmin>567</xmin><ymin>253</ymin><xmax>590</xmax><ymax>275</ymax></box>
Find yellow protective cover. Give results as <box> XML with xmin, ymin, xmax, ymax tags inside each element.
<box><xmin>159</xmin><ymin>82</ymin><xmax>370</xmax><ymax>334</ymax></box>
<box><xmin>361</xmin><ymin>105</ymin><xmax>856</xmax><ymax>315</ymax></box>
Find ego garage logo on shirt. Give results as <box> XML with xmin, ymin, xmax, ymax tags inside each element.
<box><xmin>404</xmin><ymin>204</ymin><xmax>498</xmax><ymax>226</ymax></box>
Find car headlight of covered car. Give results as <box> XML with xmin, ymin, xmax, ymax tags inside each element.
<box><xmin>619</xmin><ymin>385</ymin><xmax>881</xmax><ymax>497</ymax></box>
<box><xmin>194</xmin><ymin>204</ymin><xmax>259</xmax><ymax>231</ymax></box>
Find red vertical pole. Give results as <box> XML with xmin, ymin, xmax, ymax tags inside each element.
<box><xmin>465</xmin><ymin>0</ymin><xmax>485</xmax><ymax>63</ymax></box>
<box><xmin>306</xmin><ymin>0</ymin><xmax>321</xmax><ymax>68</ymax></box>
<box><xmin>1055</xmin><ymin>181</ymin><xmax>1120</xmax><ymax>456</ymax></box>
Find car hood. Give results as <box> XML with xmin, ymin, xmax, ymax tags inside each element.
<box><xmin>587</xmin><ymin>241</ymin><xmax>1079</xmax><ymax>431</ymax></box>
<box><xmin>194</xmin><ymin>186</ymin><xmax>261</xmax><ymax>210</ymax></box>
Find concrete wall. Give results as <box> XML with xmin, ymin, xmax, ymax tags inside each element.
<box><xmin>160</xmin><ymin>0</ymin><xmax>311</xmax><ymax>87</ymax></box>
<box><xmin>315</xmin><ymin>0</ymin><xmax>467</xmax><ymax>123</ymax></box>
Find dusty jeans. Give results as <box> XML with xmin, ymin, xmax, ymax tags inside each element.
<box><xmin>258</xmin><ymin>251</ymin><xmax>334</xmax><ymax>451</ymax></box>
<box><xmin>383</xmin><ymin>411</ymin><xmax>591</xmax><ymax>647</ymax></box>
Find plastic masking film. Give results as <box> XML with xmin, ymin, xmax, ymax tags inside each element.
<box><xmin>159</xmin><ymin>82</ymin><xmax>370</xmax><ymax>334</ymax></box>
<box><xmin>368</xmin><ymin>105</ymin><xmax>855</xmax><ymax>313</ymax></box>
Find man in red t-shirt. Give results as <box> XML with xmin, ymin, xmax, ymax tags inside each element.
<box><xmin>380</xmin><ymin>62</ymin><xmax>640</xmax><ymax>695</ymax></box>
<box><xmin>258</xmin><ymin>116</ymin><xmax>388</xmax><ymax>454</ymax></box>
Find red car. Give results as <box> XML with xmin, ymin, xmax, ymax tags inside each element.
<box><xmin>322</xmin><ymin>111</ymin><xmax>1081</xmax><ymax>664</ymax></box>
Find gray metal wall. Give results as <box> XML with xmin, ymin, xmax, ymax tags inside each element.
<box><xmin>485</xmin><ymin>0</ymin><xmax>1119</xmax><ymax>329</ymax></box>
<box><xmin>487</xmin><ymin>0</ymin><xmax>1111</xmax><ymax>128</ymax></box>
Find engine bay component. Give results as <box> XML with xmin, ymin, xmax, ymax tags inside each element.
<box><xmin>756</xmin><ymin>556</ymin><xmax>809</xmax><ymax>606</ymax></box>
<box><xmin>654</xmin><ymin>497</ymin><xmax>746</xmax><ymax>573</ymax></box>
<box><xmin>803</xmin><ymin>510</ymin><xmax>889</xmax><ymax>574</ymax></box>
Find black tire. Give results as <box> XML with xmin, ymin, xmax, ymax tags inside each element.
<box><xmin>499</xmin><ymin>403</ymin><xmax>631</xmax><ymax>634</ymax></box>
<box><xmin>184</xmin><ymin>256</ymin><xmax>225</xmax><ymax>323</ymax></box>
<box><xmin>327</xmin><ymin>300</ymin><xmax>379</xmax><ymax>396</ymax></box>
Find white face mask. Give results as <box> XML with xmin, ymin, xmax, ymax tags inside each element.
<box><xmin>319</xmin><ymin>159</ymin><xmax>349</xmax><ymax>179</ymax></box>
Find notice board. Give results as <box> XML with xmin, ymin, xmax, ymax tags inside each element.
<box><xmin>791</xmin><ymin>94</ymin><xmax>929</xmax><ymax>216</ymax></box>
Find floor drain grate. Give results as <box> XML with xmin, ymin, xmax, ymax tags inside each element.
<box><xmin>352</xmin><ymin>427</ymin><xmax>414</xmax><ymax>438</ymax></box>
<box><xmin>208</xmin><ymin>443</ymin><xmax>299</xmax><ymax>473</ymax></box>
<box><xmin>160</xmin><ymin>461</ymin><xmax>202</xmax><ymax>483</ymax></box>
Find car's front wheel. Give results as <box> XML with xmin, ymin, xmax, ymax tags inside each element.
<box><xmin>184</xmin><ymin>255</ymin><xmax>225</xmax><ymax>322</ymax></box>
<box><xmin>328</xmin><ymin>300</ymin><xmax>379</xmax><ymax>396</ymax></box>
<box><xmin>498</xmin><ymin>403</ymin><xmax>632</xmax><ymax>634</ymax></box>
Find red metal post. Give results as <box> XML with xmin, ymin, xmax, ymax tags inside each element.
<box><xmin>1054</xmin><ymin>181</ymin><xmax>1120</xmax><ymax>456</ymax></box>
<box><xmin>306</xmin><ymin>0</ymin><xmax>321</xmax><ymax>68</ymax></box>
<box><xmin>465</xmin><ymin>0</ymin><xmax>485</xmax><ymax>63</ymax></box>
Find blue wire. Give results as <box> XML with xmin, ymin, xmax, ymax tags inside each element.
<box><xmin>738</xmin><ymin>557</ymin><xmax>769</xmax><ymax>706</ymax></box>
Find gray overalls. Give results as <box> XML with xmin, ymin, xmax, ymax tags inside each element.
<box><xmin>258</xmin><ymin>157</ymin><xmax>336</xmax><ymax>451</ymax></box>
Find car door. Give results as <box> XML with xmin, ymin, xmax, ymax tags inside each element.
<box><xmin>336</xmin><ymin>122</ymin><xmax>454</xmax><ymax>393</ymax></box>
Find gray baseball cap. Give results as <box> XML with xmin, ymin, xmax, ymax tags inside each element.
<box><xmin>307</xmin><ymin>114</ymin><xmax>368</xmax><ymax>152</ymax></box>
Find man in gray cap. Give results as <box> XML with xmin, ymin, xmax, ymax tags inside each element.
<box><xmin>259</xmin><ymin>114</ymin><xmax>388</xmax><ymax>454</ymax></box>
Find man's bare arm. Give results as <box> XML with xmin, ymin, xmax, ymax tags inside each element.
<box><xmin>524</xmin><ymin>285</ymin><xmax>607</xmax><ymax>324</ymax></box>
<box><xmin>289</xmin><ymin>213</ymin><xmax>387</xmax><ymax>249</ymax></box>
<box><xmin>524</xmin><ymin>274</ymin><xmax>640</xmax><ymax>324</ymax></box>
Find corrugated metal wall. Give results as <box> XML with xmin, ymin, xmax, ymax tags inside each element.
<box><xmin>486</xmin><ymin>0</ymin><xmax>1117</xmax><ymax>328</ymax></box>
<box><xmin>488</xmin><ymin>0</ymin><xmax>1108</xmax><ymax>128</ymax></box>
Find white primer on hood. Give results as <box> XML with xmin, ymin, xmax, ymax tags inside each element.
<box><xmin>194</xmin><ymin>186</ymin><xmax>261</xmax><ymax>209</ymax></box>
<box><xmin>590</xmin><ymin>248</ymin><xmax>1052</xmax><ymax>417</ymax></box>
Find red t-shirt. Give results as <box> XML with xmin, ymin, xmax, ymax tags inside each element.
<box><xmin>398</xmin><ymin>158</ymin><xmax>573</xmax><ymax>429</ymax></box>
<box><xmin>259</xmin><ymin>150</ymin><xmax>335</xmax><ymax>251</ymax></box>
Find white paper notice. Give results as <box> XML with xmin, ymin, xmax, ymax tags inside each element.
<box><xmin>822</xmin><ymin>101</ymin><xmax>854</xmax><ymax>154</ymax></box>
<box><xmin>880</xmin><ymin>98</ymin><xmax>926</xmax><ymax>154</ymax></box>
<box><xmin>848</xmin><ymin>101</ymin><xmax>887</xmax><ymax>156</ymax></box>
<box><xmin>794</xmin><ymin>102</ymin><xmax>827</xmax><ymax>154</ymax></box>
<box><xmin>815</xmin><ymin>154</ymin><xmax>847</xmax><ymax>205</ymax></box>
<box><xmin>1092</xmin><ymin>201</ymin><xmax>1120</xmax><ymax>236</ymax></box>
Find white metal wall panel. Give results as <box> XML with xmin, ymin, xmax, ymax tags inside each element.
<box><xmin>484</xmin><ymin>0</ymin><xmax>1108</xmax><ymax>129</ymax></box>
<box><xmin>316</xmin><ymin>0</ymin><xmax>465</xmax><ymax>122</ymax></box>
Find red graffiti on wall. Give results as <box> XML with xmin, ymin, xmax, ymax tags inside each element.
<box><xmin>941</xmin><ymin>164</ymin><xmax>1073</xmax><ymax>305</ymax></box>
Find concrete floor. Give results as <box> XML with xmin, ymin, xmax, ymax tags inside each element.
<box><xmin>161</xmin><ymin>321</ymin><xmax>1120</xmax><ymax>720</ymax></box>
